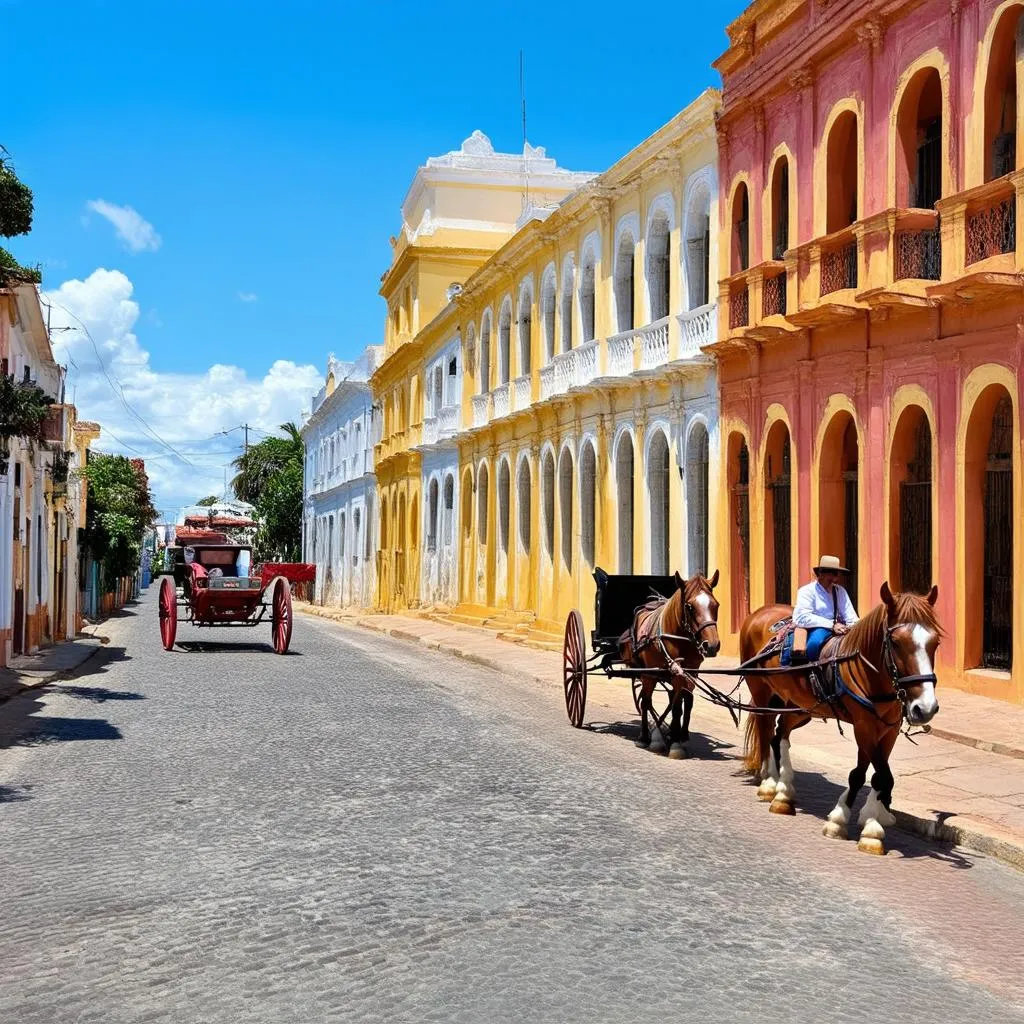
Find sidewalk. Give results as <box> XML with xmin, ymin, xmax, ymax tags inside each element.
<box><xmin>0</xmin><ymin>630</ymin><xmax>107</xmax><ymax>703</ymax></box>
<box><xmin>301</xmin><ymin>602</ymin><xmax>1024</xmax><ymax>870</ymax></box>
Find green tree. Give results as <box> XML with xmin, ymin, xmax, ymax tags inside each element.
<box><xmin>195</xmin><ymin>495</ymin><xmax>220</xmax><ymax>506</ymax></box>
<box><xmin>231</xmin><ymin>422</ymin><xmax>303</xmax><ymax>505</ymax></box>
<box><xmin>82</xmin><ymin>454</ymin><xmax>158</xmax><ymax>588</ymax></box>
<box><xmin>254</xmin><ymin>462</ymin><xmax>303</xmax><ymax>561</ymax></box>
<box><xmin>0</xmin><ymin>150</ymin><xmax>39</xmax><ymax>285</ymax></box>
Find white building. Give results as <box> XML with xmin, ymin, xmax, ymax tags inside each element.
<box><xmin>301</xmin><ymin>345</ymin><xmax>382</xmax><ymax>607</ymax></box>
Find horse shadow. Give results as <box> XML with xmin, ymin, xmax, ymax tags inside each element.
<box><xmin>585</xmin><ymin>716</ymin><xmax>737</xmax><ymax>761</ymax></box>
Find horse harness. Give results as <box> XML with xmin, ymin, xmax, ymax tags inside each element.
<box><xmin>625</xmin><ymin>591</ymin><xmax>717</xmax><ymax>670</ymax></box>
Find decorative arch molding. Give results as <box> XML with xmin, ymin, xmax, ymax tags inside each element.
<box><xmin>682</xmin><ymin>163</ymin><xmax>716</xmax><ymax>240</ymax></box>
<box><xmin>758</xmin><ymin>402</ymin><xmax>796</xmax><ymax>467</ymax></box>
<box><xmin>539</xmin><ymin>439</ymin><xmax>558</xmax><ymax>466</ymax></box>
<box><xmin>645</xmin><ymin>191</ymin><xmax>676</xmax><ymax>234</ymax></box>
<box><xmin>887</xmin><ymin>50</ymin><xmax>952</xmax><ymax>207</ymax></box>
<box><xmin>813</xmin><ymin>393</ymin><xmax>862</xmax><ymax>461</ymax></box>
<box><xmin>643</xmin><ymin>420</ymin><xmax>674</xmax><ymax>467</ymax></box>
<box><xmin>613</xmin><ymin>210</ymin><xmax>641</xmax><ymax>254</ymax></box>
<box><xmin>814</xmin><ymin>97</ymin><xmax>865</xmax><ymax>238</ymax></box>
<box><xmin>970</xmin><ymin>0</ymin><xmax>1024</xmax><ymax>188</ymax></box>
<box><xmin>580</xmin><ymin>229</ymin><xmax>602</xmax><ymax>266</ymax></box>
<box><xmin>612</xmin><ymin>421</ymin><xmax>637</xmax><ymax>464</ymax></box>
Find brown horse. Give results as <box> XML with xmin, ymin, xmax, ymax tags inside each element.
<box><xmin>740</xmin><ymin>581</ymin><xmax>942</xmax><ymax>854</ymax></box>
<box><xmin>621</xmin><ymin>571</ymin><xmax>721</xmax><ymax>758</ymax></box>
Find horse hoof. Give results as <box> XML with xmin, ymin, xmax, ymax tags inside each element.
<box><xmin>634</xmin><ymin>738</ymin><xmax>651</xmax><ymax>749</ymax></box>
<box><xmin>769</xmin><ymin>797</ymin><xmax>796</xmax><ymax>816</ymax></box>
<box><xmin>822</xmin><ymin>821</ymin><xmax>848</xmax><ymax>841</ymax></box>
<box><xmin>857</xmin><ymin>836</ymin><xmax>886</xmax><ymax>856</ymax></box>
<box><xmin>667</xmin><ymin>743</ymin><xmax>688</xmax><ymax>760</ymax></box>
<box><xmin>756</xmin><ymin>781</ymin><xmax>777</xmax><ymax>802</ymax></box>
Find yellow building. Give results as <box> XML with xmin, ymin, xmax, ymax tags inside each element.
<box><xmin>373</xmin><ymin>92</ymin><xmax>722</xmax><ymax>643</ymax></box>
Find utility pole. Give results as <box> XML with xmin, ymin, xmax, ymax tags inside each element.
<box><xmin>243</xmin><ymin>423</ymin><xmax>249</xmax><ymax>456</ymax></box>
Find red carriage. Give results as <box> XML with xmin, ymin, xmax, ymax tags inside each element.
<box><xmin>157</xmin><ymin>543</ymin><xmax>295</xmax><ymax>654</ymax></box>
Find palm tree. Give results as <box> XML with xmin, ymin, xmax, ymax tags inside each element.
<box><xmin>231</xmin><ymin>422</ymin><xmax>304</xmax><ymax>504</ymax></box>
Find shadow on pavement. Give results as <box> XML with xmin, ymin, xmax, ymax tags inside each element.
<box><xmin>173</xmin><ymin>640</ymin><xmax>302</xmax><ymax>656</ymax></box>
<box><xmin>585</xmin><ymin>717</ymin><xmax>738</xmax><ymax>761</ymax></box>
<box><xmin>46</xmin><ymin>685</ymin><xmax>145</xmax><ymax>703</ymax></box>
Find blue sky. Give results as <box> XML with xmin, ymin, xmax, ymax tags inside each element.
<box><xmin>6</xmin><ymin>0</ymin><xmax>744</xmax><ymax>513</ymax></box>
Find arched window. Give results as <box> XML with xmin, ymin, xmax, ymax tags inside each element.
<box><xmin>560</xmin><ymin>258</ymin><xmax>575</xmax><ymax>353</ymax></box>
<box><xmin>478</xmin><ymin>464</ymin><xmax>489</xmax><ymax>545</ymax></box>
<box><xmin>498</xmin><ymin>459</ymin><xmax>511</xmax><ymax>554</ymax></box>
<box><xmin>616</xmin><ymin>433</ymin><xmax>634</xmax><ymax>574</ymax></box>
<box><xmin>984</xmin><ymin>7</ymin><xmax>1024</xmax><ymax>180</ymax></box>
<box><xmin>580</xmin><ymin>248</ymin><xmax>596</xmax><ymax>343</ymax></box>
<box><xmin>381</xmin><ymin>497</ymin><xmax>389</xmax><ymax>550</ymax></box>
<box><xmin>432</xmin><ymin>365</ymin><xmax>443</xmax><ymax>416</ymax></box>
<box><xmin>728</xmin><ymin>433</ymin><xmax>751</xmax><ymax>623</ymax></box>
<box><xmin>965</xmin><ymin>387</ymin><xmax>1014</xmax><ymax>668</ymax></box>
<box><xmin>541</xmin><ymin>268</ymin><xmax>557</xmax><ymax>364</ymax></box>
<box><xmin>580</xmin><ymin>441</ymin><xmax>596</xmax><ymax>568</ymax></box>
<box><xmin>818</xmin><ymin>412</ymin><xmax>860</xmax><ymax>608</ymax></box>
<box><xmin>427</xmin><ymin>478</ymin><xmax>439</xmax><ymax>552</ymax></box>
<box><xmin>889</xmin><ymin>405</ymin><xmax>932</xmax><ymax>594</ymax></box>
<box><xmin>517</xmin><ymin>459</ymin><xmax>532</xmax><ymax>555</ymax></box>
<box><xmin>686</xmin><ymin>422</ymin><xmax>709</xmax><ymax>577</ymax></box>
<box><xmin>685</xmin><ymin>183</ymin><xmax>711</xmax><ymax>309</ymax></box>
<box><xmin>339</xmin><ymin>512</ymin><xmax>346</xmax><ymax>562</ymax></box>
<box><xmin>764</xmin><ymin>421</ymin><xmax>793</xmax><ymax>604</ymax></box>
<box><xmin>648</xmin><ymin>430</ymin><xmax>671</xmax><ymax>574</ymax></box>
<box><xmin>826</xmin><ymin>111</ymin><xmax>859</xmax><ymax>232</ymax></box>
<box><xmin>498</xmin><ymin>299</ymin><xmax>512</xmax><ymax>385</ymax></box>
<box><xmin>770</xmin><ymin>157</ymin><xmax>790</xmax><ymax>260</ymax></box>
<box><xmin>480</xmin><ymin>311</ymin><xmax>492</xmax><ymax>393</ymax></box>
<box><xmin>559</xmin><ymin>448</ymin><xmax>573</xmax><ymax>573</ymax></box>
<box><xmin>614</xmin><ymin>230</ymin><xmax>636</xmax><ymax>332</ymax></box>
<box><xmin>542</xmin><ymin>450</ymin><xmax>555</xmax><ymax>561</ymax></box>
<box><xmin>517</xmin><ymin>282</ymin><xmax>532</xmax><ymax>377</ymax></box>
<box><xmin>443</xmin><ymin>474</ymin><xmax>454</xmax><ymax>547</ymax></box>
<box><xmin>353</xmin><ymin>509</ymin><xmax>361</xmax><ymax>564</ymax></box>
<box><xmin>647</xmin><ymin>210</ymin><xmax>671</xmax><ymax>321</ymax></box>
<box><xmin>364</xmin><ymin>492</ymin><xmax>373</xmax><ymax>559</ymax></box>
<box><xmin>897</xmin><ymin>68</ymin><xmax>943</xmax><ymax>209</ymax></box>
<box><xmin>732</xmin><ymin>183</ymin><xmax>750</xmax><ymax>273</ymax></box>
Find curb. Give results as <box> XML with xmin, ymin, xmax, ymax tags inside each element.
<box><xmin>926</xmin><ymin>725</ymin><xmax>1024</xmax><ymax>761</ymax></box>
<box><xmin>300</xmin><ymin>605</ymin><xmax>1024</xmax><ymax>871</ymax></box>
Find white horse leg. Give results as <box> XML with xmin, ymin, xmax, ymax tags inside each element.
<box><xmin>823</xmin><ymin>787</ymin><xmax>852</xmax><ymax>840</ymax></box>
<box><xmin>769</xmin><ymin>738</ymin><xmax>797</xmax><ymax>815</ymax></box>
<box><xmin>857</xmin><ymin>787</ymin><xmax>897</xmax><ymax>855</ymax></box>
<box><xmin>756</xmin><ymin>750</ymin><xmax>779</xmax><ymax>801</ymax></box>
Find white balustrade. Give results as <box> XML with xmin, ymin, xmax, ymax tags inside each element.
<box><xmin>678</xmin><ymin>302</ymin><xmax>717</xmax><ymax>357</ymax></box>
<box><xmin>553</xmin><ymin>350</ymin><xmax>573</xmax><ymax>395</ymax></box>
<box><xmin>422</xmin><ymin>415</ymin><xmax>439</xmax><ymax>446</ymax></box>
<box><xmin>639</xmin><ymin>317</ymin><xmax>670</xmax><ymax>370</ymax></box>
<box><xmin>438</xmin><ymin>405</ymin><xmax>459</xmax><ymax>437</ymax></box>
<box><xmin>540</xmin><ymin>363</ymin><xmax>556</xmax><ymax>400</ymax></box>
<box><xmin>607</xmin><ymin>330</ymin><xmax>637</xmax><ymax>377</ymax></box>
<box><xmin>574</xmin><ymin>340</ymin><xmax>599</xmax><ymax>388</ymax></box>
<box><xmin>472</xmin><ymin>393</ymin><xmax>491</xmax><ymax>427</ymax></box>
<box><xmin>493</xmin><ymin>382</ymin><xmax>511</xmax><ymax>419</ymax></box>
<box><xmin>513</xmin><ymin>374</ymin><xmax>531</xmax><ymax>411</ymax></box>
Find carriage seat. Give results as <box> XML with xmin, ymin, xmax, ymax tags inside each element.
<box><xmin>195</xmin><ymin>549</ymin><xmax>240</xmax><ymax>577</ymax></box>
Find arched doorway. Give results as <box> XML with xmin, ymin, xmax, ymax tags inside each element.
<box><xmin>646</xmin><ymin>211</ymin><xmax>671</xmax><ymax>321</ymax></box>
<box><xmin>477</xmin><ymin>463</ymin><xmax>489</xmax><ymax>604</ymax></box>
<box><xmin>818</xmin><ymin>412</ymin><xmax>859</xmax><ymax>608</ymax></box>
<box><xmin>984</xmin><ymin>6</ymin><xmax>1024</xmax><ymax>181</ymax></box>
<box><xmin>686</xmin><ymin>422</ymin><xmax>709</xmax><ymax>577</ymax></box>
<box><xmin>890</xmin><ymin>405</ymin><xmax>933</xmax><ymax>594</ymax></box>
<box><xmin>497</xmin><ymin>459</ymin><xmax>510</xmax><ymax>605</ymax></box>
<box><xmin>648</xmin><ymin>430</ymin><xmax>670</xmax><ymax>574</ymax></box>
<box><xmin>728</xmin><ymin>433</ymin><xmax>751</xmax><ymax>623</ymax></box>
<box><xmin>616</xmin><ymin>433</ymin><xmax>634</xmax><ymax>574</ymax></box>
<box><xmin>965</xmin><ymin>387</ymin><xmax>1014</xmax><ymax>669</ymax></box>
<box><xmin>764</xmin><ymin>421</ymin><xmax>793</xmax><ymax>604</ymax></box>
<box><xmin>826</xmin><ymin>110</ymin><xmax>859</xmax><ymax>232</ymax></box>
<box><xmin>559</xmin><ymin>448</ymin><xmax>573</xmax><ymax>574</ymax></box>
<box><xmin>580</xmin><ymin>441</ymin><xmax>596</xmax><ymax>569</ymax></box>
<box><xmin>614</xmin><ymin>230</ymin><xmax>635</xmax><ymax>332</ymax></box>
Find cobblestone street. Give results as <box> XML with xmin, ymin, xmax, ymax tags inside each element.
<box><xmin>0</xmin><ymin>590</ymin><xmax>1022</xmax><ymax>1023</ymax></box>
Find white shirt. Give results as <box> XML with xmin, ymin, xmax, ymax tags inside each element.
<box><xmin>792</xmin><ymin>580</ymin><xmax>858</xmax><ymax>630</ymax></box>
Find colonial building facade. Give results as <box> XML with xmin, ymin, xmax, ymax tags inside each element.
<box><xmin>302</xmin><ymin>346</ymin><xmax>382</xmax><ymax>608</ymax></box>
<box><xmin>713</xmin><ymin>0</ymin><xmax>1024</xmax><ymax>703</ymax></box>
<box><xmin>372</xmin><ymin>92</ymin><xmax>721</xmax><ymax>641</ymax></box>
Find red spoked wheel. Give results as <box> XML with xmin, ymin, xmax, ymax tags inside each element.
<box><xmin>159</xmin><ymin>575</ymin><xmax>177</xmax><ymax>651</ymax></box>
<box><xmin>563</xmin><ymin>609</ymin><xmax>587</xmax><ymax>728</ymax></box>
<box><xmin>271</xmin><ymin>577</ymin><xmax>293</xmax><ymax>655</ymax></box>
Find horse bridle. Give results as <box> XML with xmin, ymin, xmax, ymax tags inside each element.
<box><xmin>845</xmin><ymin>623</ymin><xmax>937</xmax><ymax>725</ymax></box>
<box><xmin>660</xmin><ymin>590</ymin><xmax>718</xmax><ymax>659</ymax></box>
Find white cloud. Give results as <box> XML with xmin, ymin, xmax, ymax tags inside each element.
<box><xmin>238</xmin><ymin>291</ymin><xmax>258</xmax><ymax>303</ymax></box>
<box><xmin>84</xmin><ymin>200</ymin><xmax>162</xmax><ymax>253</ymax></box>
<box><xmin>43</xmin><ymin>269</ymin><xmax>323</xmax><ymax>515</ymax></box>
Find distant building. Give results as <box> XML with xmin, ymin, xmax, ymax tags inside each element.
<box><xmin>301</xmin><ymin>345</ymin><xmax>382</xmax><ymax>607</ymax></box>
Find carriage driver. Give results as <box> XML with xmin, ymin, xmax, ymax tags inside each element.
<box><xmin>792</xmin><ymin>554</ymin><xmax>859</xmax><ymax>661</ymax></box>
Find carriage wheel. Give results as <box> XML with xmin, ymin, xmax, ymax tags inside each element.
<box><xmin>563</xmin><ymin>609</ymin><xmax>587</xmax><ymax>728</ymax></box>
<box><xmin>159</xmin><ymin>576</ymin><xmax>177</xmax><ymax>651</ymax></box>
<box><xmin>272</xmin><ymin>577</ymin><xmax>293</xmax><ymax>654</ymax></box>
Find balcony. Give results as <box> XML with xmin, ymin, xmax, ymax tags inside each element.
<box><xmin>929</xmin><ymin>172</ymin><xmax>1024</xmax><ymax>304</ymax></box>
<box><xmin>728</xmin><ymin>281</ymin><xmax>749</xmax><ymax>330</ymax></box>
<box><xmin>638</xmin><ymin>317</ymin><xmax>670</xmax><ymax>370</ymax></box>
<box><xmin>540</xmin><ymin>363</ymin><xmax>556</xmax><ymax>400</ymax></box>
<box><xmin>786</xmin><ymin>228</ymin><xmax>865</xmax><ymax>328</ymax></box>
<box><xmin>678</xmin><ymin>303</ymin><xmax>716</xmax><ymax>357</ymax></box>
<box><xmin>512</xmin><ymin>374</ymin><xmax>531</xmax><ymax>412</ymax></box>
<box><xmin>607</xmin><ymin>329</ymin><xmax>637</xmax><ymax>376</ymax></box>
<box><xmin>42</xmin><ymin>404</ymin><xmax>65</xmax><ymax>446</ymax></box>
<box><xmin>853</xmin><ymin>208</ymin><xmax>942</xmax><ymax>313</ymax></box>
<box><xmin>472</xmin><ymin>392</ymin><xmax>491</xmax><ymax>428</ymax></box>
<box><xmin>895</xmin><ymin>223</ymin><xmax>941</xmax><ymax>281</ymax></box>
<box><xmin>821</xmin><ymin>235</ymin><xmax>858</xmax><ymax>295</ymax></box>
<box><xmin>492</xmin><ymin>382</ymin><xmax>511</xmax><ymax>419</ymax></box>
<box><xmin>762</xmin><ymin>272</ymin><xmax>787</xmax><ymax>318</ymax></box>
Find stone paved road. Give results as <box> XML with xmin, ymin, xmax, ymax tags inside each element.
<box><xmin>1</xmin><ymin>590</ymin><xmax>1023</xmax><ymax>1024</ymax></box>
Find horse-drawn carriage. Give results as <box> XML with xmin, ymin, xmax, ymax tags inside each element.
<box><xmin>157</xmin><ymin>542</ymin><xmax>294</xmax><ymax>654</ymax></box>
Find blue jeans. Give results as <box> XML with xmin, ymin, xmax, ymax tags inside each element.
<box><xmin>782</xmin><ymin>626</ymin><xmax>833</xmax><ymax>665</ymax></box>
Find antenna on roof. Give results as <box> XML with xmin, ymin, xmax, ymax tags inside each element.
<box><xmin>520</xmin><ymin>50</ymin><xmax>530</xmax><ymax>213</ymax></box>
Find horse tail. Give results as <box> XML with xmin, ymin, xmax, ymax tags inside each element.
<box><xmin>743</xmin><ymin>710</ymin><xmax>773</xmax><ymax>775</ymax></box>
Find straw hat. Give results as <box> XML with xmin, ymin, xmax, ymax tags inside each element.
<box><xmin>813</xmin><ymin>554</ymin><xmax>849</xmax><ymax>574</ymax></box>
